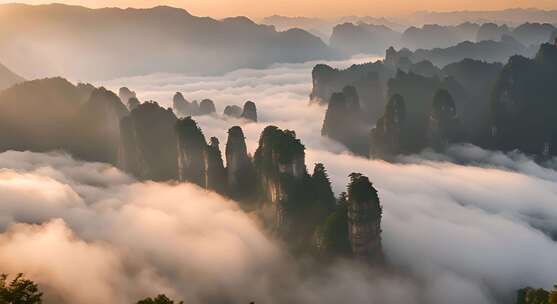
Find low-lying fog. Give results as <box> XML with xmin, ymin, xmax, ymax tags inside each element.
<box><xmin>1</xmin><ymin>55</ymin><xmax>556</xmax><ymax>304</ymax></box>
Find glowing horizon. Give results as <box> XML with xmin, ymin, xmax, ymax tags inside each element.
<box><xmin>0</xmin><ymin>0</ymin><xmax>556</xmax><ymax>19</ymax></box>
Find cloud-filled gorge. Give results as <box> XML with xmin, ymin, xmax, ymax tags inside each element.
<box><xmin>1</xmin><ymin>56</ymin><xmax>557</xmax><ymax>304</ymax></box>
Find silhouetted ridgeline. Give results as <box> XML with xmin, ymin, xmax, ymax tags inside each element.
<box><xmin>330</xmin><ymin>22</ymin><xmax>401</xmax><ymax>55</ymax></box>
<box><xmin>329</xmin><ymin>21</ymin><xmax>556</xmax><ymax>57</ymax></box>
<box><xmin>315</xmin><ymin>42</ymin><xmax>557</xmax><ymax>159</ymax></box>
<box><xmin>0</xmin><ymin>3</ymin><xmax>337</xmax><ymax>80</ymax></box>
<box><xmin>388</xmin><ymin>36</ymin><xmax>536</xmax><ymax>68</ymax></box>
<box><xmin>0</xmin><ymin>78</ymin><xmax>384</xmax><ymax>262</ymax></box>
<box><xmin>0</xmin><ymin>78</ymin><xmax>128</xmax><ymax>164</ymax></box>
<box><xmin>0</xmin><ymin>62</ymin><xmax>24</xmax><ymax>91</ymax></box>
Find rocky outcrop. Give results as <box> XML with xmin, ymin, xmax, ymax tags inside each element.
<box><xmin>241</xmin><ymin>101</ymin><xmax>257</xmax><ymax>122</ymax></box>
<box><xmin>173</xmin><ymin>92</ymin><xmax>199</xmax><ymax>117</ymax></box>
<box><xmin>127</xmin><ymin>97</ymin><xmax>140</xmax><ymax>111</ymax></box>
<box><xmin>73</xmin><ymin>87</ymin><xmax>129</xmax><ymax>164</ymax></box>
<box><xmin>310</xmin><ymin>61</ymin><xmax>390</xmax><ymax>124</ymax></box>
<box><xmin>370</xmin><ymin>94</ymin><xmax>406</xmax><ymax>157</ymax></box>
<box><xmin>76</xmin><ymin>82</ymin><xmax>96</xmax><ymax>101</ymax></box>
<box><xmin>199</xmin><ymin>99</ymin><xmax>216</xmax><ymax>115</ymax></box>
<box><xmin>118</xmin><ymin>87</ymin><xmax>136</xmax><ymax>105</ymax></box>
<box><xmin>175</xmin><ymin>117</ymin><xmax>227</xmax><ymax>193</ymax></box>
<box><xmin>175</xmin><ymin>117</ymin><xmax>209</xmax><ymax>187</ymax></box>
<box><xmin>226</xmin><ymin>126</ymin><xmax>256</xmax><ymax>202</ymax></box>
<box><xmin>0</xmin><ymin>77</ymin><xmax>95</xmax><ymax>155</ymax></box>
<box><xmin>0</xmin><ymin>79</ymin><xmax>131</xmax><ymax>165</ymax></box>
<box><xmin>254</xmin><ymin>126</ymin><xmax>306</xmax><ymax>231</ymax></box>
<box><xmin>173</xmin><ymin>92</ymin><xmax>188</xmax><ymax>115</ymax></box>
<box><xmin>321</xmin><ymin>90</ymin><xmax>369</xmax><ymax>155</ymax></box>
<box><xmin>223</xmin><ymin>105</ymin><xmax>242</xmax><ymax>118</ymax></box>
<box><xmin>314</xmin><ymin>173</ymin><xmax>383</xmax><ymax>261</ymax></box>
<box><xmin>346</xmin><ymin>173</ymin><xmax>383</xmax><ymax>262</ymax></box>
<box><xmin>119</xmin><ymin>101</ymin><xmax>178</xmax><ymax>181</ymax></box>
<box><xmin>386</xmin><ymin>70</ymin><xmax>461</xmax><ymax>153</ymax></box>
<box><xmin>206</xmin><ymin>137</ymin><xmax>227</xmax><ymax>194</ymax></box>
<box><xmin>428</xmin><ymin>89</ymin><xmax>460</xmax><ymax>151</ymax></box>
<box><xmin>441</xmin><ymin>59</ymin><xmax>502</xmax><ymax>144</ymax></box>
<box><xmin>322</xmin><ymin>92</ymin><xmax>350</xmax><ymax>137</ymax></box>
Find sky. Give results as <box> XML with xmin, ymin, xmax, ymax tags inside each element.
<box><xmin>0</xmin><ymin>0</ymin><xmax>556</xmax><ymax>18</ymax></box>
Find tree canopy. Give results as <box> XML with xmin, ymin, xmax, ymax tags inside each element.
<box><xmin>0</xmin><ymin>273</ymin><xmax>42</xmax><ymax>304</ymax></box>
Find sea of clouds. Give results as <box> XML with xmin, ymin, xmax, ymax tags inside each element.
<box><xmin>0</xmin><ymin>56</ymin><xmax>556</xmax><ymax>304</ymax></box>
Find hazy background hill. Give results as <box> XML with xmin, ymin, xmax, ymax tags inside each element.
<box><xmin>0</xmin><ymin>3</ymin><xmax>336</xmax><ymax>80</ymax></box>
<box><xmin>0</xmin><ymin>62</ymin><xmax>24</xmax><ymax>90</ymax></box>
<box><xmin>406</xmin><ymin>8</ymin><xmax>557</xmax><ymax>26</ymax></box>
<box><xmin>261</xmin><ymin>9</ymin><xmax>557</xmax><ymax>39</ymax></box>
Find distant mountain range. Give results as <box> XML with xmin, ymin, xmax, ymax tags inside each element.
<box><xmin>262</xmin><ymin>9</ymin><xmax>557</xmax><ymax>58</ymax></box>
<box><xmin>328</xmin><ymin>22</ymin><xmax>554</xmax><ymax>57</ymax></box>
<box><xmin>407</xmin><ymin>8</ymin><xmax>557</xmax><ymax>27</ymax></box>
<box><xmin>0</xmin><ymin>4</ymin><xmax>336</xmax><ymax>80</ymax></box>
<box><xmin>0</xmin><ymin>62</ymin><xmax>23</xmax><ymax>91</ymax></box>
<box><xmin>1</xmin><ymin>4</ymin><xmax>556</xmax><ymax>81</ymax></box>
<box><xmin>262</xmin><ymin>9</ymin><xmax>557</xmax><ymax>35</ymax></box>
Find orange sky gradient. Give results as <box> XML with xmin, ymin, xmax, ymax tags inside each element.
<box><xmin>0</xmin><ymin>0</ymin><xmax>556</xmax><ymax>18</ymax></box>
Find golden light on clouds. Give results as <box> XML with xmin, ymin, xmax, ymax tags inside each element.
<box><xmin>0</xmin><ymin>0</ymin><xmax>556</xmax><ymax>18</ymax></box>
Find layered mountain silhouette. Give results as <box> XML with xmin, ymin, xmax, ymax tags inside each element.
<box><xmin>0</xmin><ymin>62</ymin><xmax>23</xmax><ymax>91</ymax></box>
<box><xmin>329</xmin><ymin>21</ymin><xmax>555</xmax><ymax>57</ymax></box>
<box><xmin>0</xmin><ymin>3</ymin><xmax>336</xmax><ymax>80</ymax></box>
<box><xmin>315</xmin><ymin>42</ymin><xmax>557</xmax><ymax>158</ymax></box>
<box><xmin>385</xmin><ymin>36</ymin><xmax>536</xmax><ymax>68</ymax></box>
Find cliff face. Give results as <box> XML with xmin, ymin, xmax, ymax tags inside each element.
<box><xmin>199</xmin><ymin>99</ymin><xmax>216</xmax><ymax>115</ymax></box>
<box><xmin>173</xmin><ymin>92</ymin><xmax>200</xmax><ymax>117</ymax></box>
<box><xmin>321</xmin><ymin>90</ymin><xmax>370</xmax><ymax>155</ymax></box>
<box><xmin>428</xmin><ymin>89</ymin><xmax>460</xmax><ymax>151</ymax></box>
<box><xmin>310</xmin><ymin>62</ymin><xmax>389</xmax><ymax>124</ymax></box>
<box><xmin>370</xmin><ymin>94</ymin><xmax>406</xmax><ymax>157</ymax></box>
<box><xmin>346</xmin><ymin>173</ymin><xmax>383</xmax><ymax>262</ymax></box>
<box><xmin>176</xmin><ymin>117</ymin><xmax>209</xmax><ymax>187</ymax></box>
<box><xmin>441</xmin><ymin>59</ymin><xmax>503</xmax><ymax>144</ymax></box>
<box><xmin>0</xmin><ymin>77</ymin><xmax>101</xmax><ymax>156</ymax></box>
<box><xmin>241</xmin><ymin>101</ymin><xmax>257</xmax><ymax>122</ymax></box>
<box><xmin>127</xmin><ymin>97</ymin><xmax>140</xmax><ymax>111</ymax></box>
<box><xmin>119</xmin><ymin>102</ymin><xmax>178</xmax><ymax>181</ymax></box>
<box><xmin>223</xmin><ymin>105</ymin><xmax>242</xmax><ymax>118</ymax></box>
<box><xmin>225</xmin><ymin>126</ymin><xmax>256</xmax><ymax>202</ymax></box>
<box><xmin>386</xmin><ymin>70</ymin><xmax>450</xmax><ymax>153</ymax></box>
<box><xmin>73</xmin><ymin>87</ymin><xmax>129</xmax><ymax>164</ymax></box>
<box><xmin>175</xmin><ymin>117</ymin><xmax>227</xmax><ymax>193</ymax></box>
<box><xmin>491</xmin><ymin>43</ymin><xmax>557</xmax><ymax>156</ymax></box>
<box><xmin>206</xmin><ymin>137</ymin><xmax>227</xmax><ymax>195</ymax></box>
<box><xmin>254</xmin><ymin>126</ymin><xmax>306</xmax><ymax>231</ymax></box>
<box><xmin>118</xmin><ymin>87</ymin><xmax>136</xmax><ymax>106</ymax></box>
